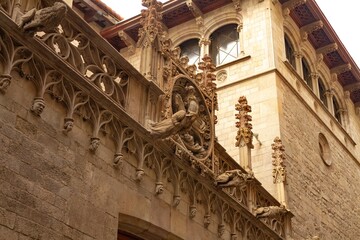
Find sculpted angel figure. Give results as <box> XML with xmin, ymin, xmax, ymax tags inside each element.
<box><xmin>149</xmin><ymin>85</ymin><xmax>199</xmax><ymax>139</ymax></box>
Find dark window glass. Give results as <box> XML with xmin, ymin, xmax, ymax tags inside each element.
<box><xmin>210</xmin><ymin>24</ymin><xmax>239</xmax><ymax>65</ymax></box>
<box><xmin>179</xmin><ymin>38</ymin><xmax>200</xmax><ymax>65</ymax></box>
<box><xmin>333</xmin><ymin>97</ymin><xmax>341</xmax><ymax>123</ymax></box>
<box><xmin>302</xmin><ymin>58</ymin><xmax>312</xmax><ymax>89</ymax></box>
<box><xmin>284</xmin><ymin>35</ymin><xmax>296</xmax><ymax>69</ymax></box>
<box><xmin>318</xmin><ymin>78</ymin><xmax>327</xmax><ymax>107</ymax></box>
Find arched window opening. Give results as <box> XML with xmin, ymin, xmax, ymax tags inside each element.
<box><xmin>302</xmin><ymin>58</ymin><xmax>312</xmax><ymax>89</ymax></box>
<box><xmin>318</xmin><ymin>78</ymin><xmax>327</xmax><ymax>107</ymax></box>
<box><xmin>179</xmin><ymin>38</ymin><xmax>200</xmax><ymax>66</ymax></box>
<box><xmin>333</xmin><ymin>97</ymin><xmax>342</xmax><ymax>123</ymax></box>
<box><xmin>210</xmin><ymin>24</ymin><xmax>240</xmax><ymax>66</ymax></box>
<box><xmin>284</xmin><ymin>34</ymin><xmax>296</xmax><ymax>69</ymax></box>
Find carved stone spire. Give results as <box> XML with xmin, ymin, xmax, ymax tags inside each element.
<box><xmin>235</xmin><ymin>96</ymin><xmax>253</xmax><ymax>148</ymax></box>
<box><xmin>138</xmin><ymin>0</ymin><xmax>164</xmax><ymax>45</ymax></box>
<box><xmin>271</xmin><ymin>137</ymin><xmax>288</xmax><ymax>207</ymax></box>
<box><xmin>137</xmin><ymin>0</ymin><xmax>165</xmax><ymax>82</ymax></box>
<box><xmin>272</xmin><ymin>137</ymin><xmax>286</xmax><ymax>183</ymax></box>
<box><xmin>235</xmin><ymin>96</ymin><xmax>253</xmax><ymax>172</ymax></box>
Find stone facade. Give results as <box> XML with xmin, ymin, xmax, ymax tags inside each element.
<box><xmin>0</xmin><ymin>0</ymin><xmax>359</xmax><ymax>240</ymax></box>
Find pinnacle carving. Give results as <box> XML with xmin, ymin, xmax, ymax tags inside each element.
<box><xmin>272</xmin><ymin>137</ymin><xmax>286</xmax><ymax>183</ymax></box>
<box><xmin>235</xmin><ymin>96</ymin><xmax>253</xmax><ymax>148</ymax></box>
<box><xmin>138</xmin><ymin>0</ymin><xmax>164</xmax><ymax>44</ymax></box>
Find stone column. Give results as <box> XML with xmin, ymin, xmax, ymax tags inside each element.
<box><xmin>310</xmin><ymin>72</ymin><xmax>320</xmax><ymax>96</ymax></box>
<box><xmin>237</xmin><ymin>23</ymin><xmax>245</xmax><ymax>55</ymax></box>
<box><xmin>199</xmin><ymin>38</ymin><xmax>211</xmax><ymax>60</ymax></box>
<box><xmin>293</xmin><ymin>51</ymin><xmax>302</xmax><ymax>74</ymax></box>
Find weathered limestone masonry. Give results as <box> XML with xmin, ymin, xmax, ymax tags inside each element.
<box><xmin>0</xmin><ymin>1</ymin><xmax>292</xmax><ymax>240</ymax></box>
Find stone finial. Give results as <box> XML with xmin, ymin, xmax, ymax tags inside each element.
<box><xmin>235</xmin><ymin>96</ymin><xmax>253</xmax><ymax>148</ymax></box>
<box><xmin>271</xmin><ymin>137</ymin><xmax>286</xmax><ymax>183</ymax></box>
<box><xmin>138</xmin><ymin>0</ymin><xmax>164</xmax><ymax>44</ymax></box>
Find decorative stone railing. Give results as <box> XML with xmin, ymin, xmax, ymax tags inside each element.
<box><xmin>0</xmin><ymin>2</ymin><xmax>290</xmax><ymax>239</ymax></box>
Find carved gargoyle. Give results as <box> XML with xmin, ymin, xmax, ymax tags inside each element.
<box><xmin>214</xmin><ymin>169</ymin><xmax>254</xmax><ymax>188</ymax></box>
<box><xmin>17</xmin><ymin>2</ymin><xmax>67</xmax><ymax>34</ymax></box>
<box><xmin>254</xmin><ymin>205</ymin><xmax>288</xmax><ymax>218</ymax></box>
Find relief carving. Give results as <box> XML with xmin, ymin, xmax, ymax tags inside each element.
<box><xmin>0</xmin><ymin>29</ymin><xmax>33</xmax><ymax>94</ymax></box>
<box><xmin>254</xmin><ymin>205</ymin><xmax>288</xmax><ymax>218</ymax></box>
<box><xmin>215</xmin><ymin>169</ymin><xmax>254</xmax><ymax>188</ymax></box>
<box><xmin>17</xmin><ymin>2</ymin><xmax>67</xmax><ymax>34</ymax></box>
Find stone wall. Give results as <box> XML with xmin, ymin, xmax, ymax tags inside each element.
<box><xmin>278</xmin><ymin>76</ymin><xmax>360</xmax><ymax>239</ymax></box>
<box><xmin>0</xmin><ymin>73</ymin><xmax>221</xmax><ymax>240</ymax></box>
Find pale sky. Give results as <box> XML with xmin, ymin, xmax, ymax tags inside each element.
<box><xmin>101</xmin><ymin>0</ymin><xmax>360</xmax><ymax>68</ymax></box>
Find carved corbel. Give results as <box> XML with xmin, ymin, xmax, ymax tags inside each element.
<box><xmin>127</xmin><ymin>134</ymin><xmax>154</xmax><ymax>181</ymax></box>
<box><xmin>300</xmin><ymin>20</ymin><xmax>323</xmax><ymax>41</ymax></box>
<box><xmin>282</xmin><ymin>0</ymin><xmax>307</xmax><ymax>18</ymax></box>
<box><xmin>186</xmin><ymin>0</ymin><xmax>203</xmax><ymax>18</ymax></box>
<box><xmin>187</xmin><ymin>179</ymin><xmax>202</xmax><ymax>219</ymax></box>
<box><xmin>147</xmin><ymin>153</ymin><xmax>171</xmax><ymax>195</ymax></box>
<box><xmin>195</xmin><ymin>16</ymin><xmax>204</xmax><ymax>32</ymax></box>
<box><xmin>216</xmin><ymin>201</ymin><xmax>229</xmax><ymax>238</ymax></box>
<box><xmin>86</xmin><ymin>100</ymin><xmax>113</xmax><ymax>152</ymax></box>
<box><xmin>313</xmin><ymin>53</ymin><xmax>323</xmax><ymax>71</ymax></box>
<box><xmin>59</xmin><ymin>80</ymin><xmax>89</xmax><ymax>133</ymax></box>
<box><xmin>316</xmin><ymin>43</ymin><xmax>338</xmax><ymax>55</ymax></box>
<box><xmin>117</xmin><ymin>30</ymin><xmax>136</xmax><ymax>54</ymax></box>
<box><xmin>232</xmin><ymin>0</ymin><xmax>242</xmax><ymax>12</ymax></box>
<box><xmin>200</xmin><ymin>190</ymin><xmax>215</xmax><ymax>228</ymax></box>
<box><xmin>111</xmin><ymin>120</ymin><xmax>134</xmax><ymax>168</ymax></box>
<box><xmin>330</xmin><ymin>63</ymin><xmax>351</xmax><ymax>75</ymax></box>
<box><xmin>21</xmin><ymin>58</ymin><xmax>62</xmax><ymax>116</ymax></box>
<box><xmin>344</xmin><ymin>82</ymin><xmax>360</xmax><ymax>92</ymax></box>
<box><xmin>0</xmin><ymin>30</ymin><xmax>33</xmax><ymax>94</ymax></box>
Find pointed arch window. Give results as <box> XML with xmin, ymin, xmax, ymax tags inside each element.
<box><xmin>210</xmin><ymin>24</ymin><xmax>240</xmax><ymax>66</ymax></box>
<box><xmin>318</xmin><ymin>78</ymin><xmax>327</xmax><ymax>107</ymax></box>
<box><xmin>179</xmin><ymin>38</ymin><xmax>200</xmax><ymax>66</ymax></box>
<box><xmin>284</xmin><ymin>34</ymin><xmax>296</xmax><ymax>69</ymax></box>
<box><xmin>302</xmin><ymin>58</ymin><xmax>312</xmax><ymax>89</ymax></box>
